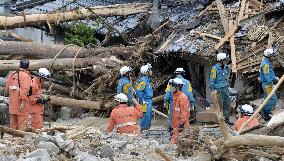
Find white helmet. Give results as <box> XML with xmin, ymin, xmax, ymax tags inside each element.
<box><xmin>114</xmin><ymin>93</ymin><xmax>128</xmax><ymax>103</ymax></box>
<box><xmin>241</xmin><ymin>104</ymin><xmax>253</xmax><ymax>116</ymax></box>
<box><xmin>169</xmin><ymin>78</ymin><xmax>185</xmax><ymax>86</ymax></box>
<box><xmin>264</xmin><ymin>48</ymin><xmax>274</xmax><ymax>57</ymax></box>
<box><xmin>140</xmin><ymin>63</ymin><xmax>152</xmax><ymax>74</ymax></box>
<box><xmin>174</xmin><ymin>68</ymin><xmax>185</xmax><ymax>74</ymax></box>
<box><xmin>217</xmin><ymin>53</ymin><xmax>227</xmax><ymax>61</ymax></box>
<box><xmin>120</xmin><ymin>66</ymin><xmax>132</xmax><ymax>76</ymax></box>
<box><xmin>38</xmin><ymin>68</ymin><xmax>51</xmax><ymax>79</ymax></box>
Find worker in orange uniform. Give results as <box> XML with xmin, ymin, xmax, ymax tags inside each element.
<box><xmin>234</xmin><ymin>104</ymin><xmax>260</xmax><ymax>131</ymax></box>
<box><xmin>6</xmin><ymin>60</ymin><xmax>32</xmax><ymax>131</ymax></box>
<box><xmin>29</xmin><ymin>68</ymin><xmax>51</xmax><ymax>129</ymax></box>
<box><xmin>107</xmin><ymin>93</ymin><xmax>143</xmax><ymax>135</ymax></box>
<box><xmin>170</xmin><ymin>78</ymin><xmax>190</xmax><ymax>144</ymax></box>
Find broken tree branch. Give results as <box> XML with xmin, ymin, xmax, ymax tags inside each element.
<box><xmin>238</xmin><ymin>75</ymin><xmax>284</xmax><ymax>133</ymax></box>
<box><xmin>0</xmin><ymin>125</ymin><xmax>36</xmax><ymax>137</ymax></box>
<box><xmin>0</xmin><ymin>3</ymin><xmax>150</xmax><ymax>29</ymax></box>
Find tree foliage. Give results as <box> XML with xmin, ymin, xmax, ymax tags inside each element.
<box><xmin>65</xmin><ymin>23</ymin><xmax>96</xmax><ymax>47</ymax></box>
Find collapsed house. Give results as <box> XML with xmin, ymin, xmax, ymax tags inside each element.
<box><xmin>0</xmin><ymin>0</ymin><xmax>283</xmax><ymax>160</ymax></box>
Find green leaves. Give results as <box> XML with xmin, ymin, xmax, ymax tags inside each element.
<box><xmin>64</xmin><ymin>23</ymin><xmax>97</xmax><ymax>47</ymax></box>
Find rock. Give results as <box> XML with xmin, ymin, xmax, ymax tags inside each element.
<box><xmin>100</xmin><ymin>145</ymin><xmax>114</xmax><ymax>160</ymax></box>
<box><xmin>0</xmin><ymin>155</ymin><xmax>17</xmax><ymax>161</ymax></box>
<box><xmin>37</xmin><ymin>142</ymin><xmax>60</xmax><ymax>156</ymax></box>
<box><xmin>24</xmin><ymin>149</ymin><xmax>50</xmax><ymax>161</ymax></box>
<box><xmin>125</xmin><ymin>144</ymin><xmax>135</xmax><ymax>150</ymax></box>
<box><xmin>110</xmin><ymin>141</ymin><xmax>127</xmax><ymax>149</ymax></box>
<box><xmin>60</xmin><ymin>107</ymin><xmax>72</xmax><ymax>120</ymax></box>
<box><xmin>53</xmin><ymin>134</ymin><xmax>67</xmax><ymax>149</ymax></box>
<box><xmin>138</xmin><ymin>139</ymin><xmax>150</xmax><ymax>147</ymax></box>
<box><xmin>33</xmin><ymin>135</ymin><xmax>52</xmax><ymax>144</ymax></box>
<box><xmin>74</xmin><ymin>151</ymin><xmax>99</xmax><ymax>161</ymax></box>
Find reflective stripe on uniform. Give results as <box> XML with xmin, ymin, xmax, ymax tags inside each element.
<box><xmin>116</xmin><ymin>121</ymin><xmax>137</xmax><ymax>128</ymax></box>
<box><xmin>9</xmin><ymin>86</ymin><xmax>19</xmax><ymax>90</ymax></box>
<box><xmin>175</xmin><ymin>108</ymin><xmax>181</xmax><ymax>112</ymax></box>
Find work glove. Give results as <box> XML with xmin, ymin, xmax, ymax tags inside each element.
<box><xmin>132</xmin><ymin>98</ymin><xmax>139</xmax><ymax>105</ymax></box>
<box><xmin>142</xmin><ymin>101</ymin><xmax>147</xmax><ymax>105</ymax></box>
<box><xmin>273</xmin><ymin>77</ymin><xmax>279</xmax><ymax>85</ymax></box>
<box><xmin>36</xmin><ymin>96</ymin><xmax>50</xmax><ymax>104</ymax></box>
<box><xmin>191</xmin><ymin>105</ymin><xmax>195</xmax><ymax>111</ymax></box>
<box><xmin>179</xmin><ymin>123</ymin><xmax>184</xmax><ymax>129</ymax></box>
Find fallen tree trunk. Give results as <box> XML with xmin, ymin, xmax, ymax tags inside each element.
<box><xmin>0</xmin><ymin>125</ymin><xmax>35</xmax><ymax>137</ymax></box>
<box><xmin>0</xmin><ymin>58</ymin><xmax>108</xmax><ymax>70</ymax></box>
<box><xmin>0</xmin><ymin>41</ymin><xmax>135</xmax><ymax>58</ymax></box>
<box><xmin>43</xmin><ymin>82</ymin><xmax>85</xmax><ymax>100</ymax></box>
<box><xmin>49</xmin><ymin>95</ymin><xmax>102</xmax><ymax>110</ymax></box>
<box><xmin>0</xmin><ymin>3</ymin><xmax>150</xmax><ymax>29</ymax></box>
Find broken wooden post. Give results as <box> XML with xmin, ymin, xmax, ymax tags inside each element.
<box><xmin>49</xmin><ymin>95</ymin><xmax>102</xmax><ymax>110</ymax></box>
<box><xmin>0</xmin><ymin>3</ymin><xmax>150</xmax><ymax>29</ymax></box>
<box><xmin>229</xmin><ymin>20</ymin><xmax>237</xmax><ymax>73</ymax></box>
<box><xmin>238</xmin><ymin>75</ymin><xmax>284</xmax><ymax>133</ymax></box>
<box><xmin>155</xmin><ymin>148</ymin><xmax>173</xmax><ymax>161</ymax></box>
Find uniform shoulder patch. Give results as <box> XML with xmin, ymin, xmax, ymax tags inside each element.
<box><xmin>263</xmin><ymin>64</ymin><xmax>270</xmax><ymax>74</ymax></box>
<box><xmin>137</xmin><ymin>81</ymin><xmax>146</xmax><ymax>90</ymax></box>
<box><xmin>211</xmin><ymin>68</ymin><xmax>217</xmax><ymax>79</ymax></box>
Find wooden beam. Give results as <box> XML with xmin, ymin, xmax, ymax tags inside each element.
<box><xmin>229</xmin><ymin>20</ymin><xmax>237</xmax><ymax>73</ymax></box>
<box><xmin>214</xmin><ymin>25</ymin><xmax>238</xmax><ymax>50</ymax></box>
<box><xmin>196</xmin><ymin>31</ymin><xmax>224</xmax><ymax>40</ymax></box>
<box><xmin>237</xmin><ymin>0</ymin><xmax>247</xmax><ymax>24</ymax></box>
<box><xmin>216</xmin><ymin>0</ymin><xmax>229</xmax><ymax>33</ymax></box>
<box><xmin>244</xmin><ymin>1</ymin><xmax>250</xmax><ymax>19</ymax></box>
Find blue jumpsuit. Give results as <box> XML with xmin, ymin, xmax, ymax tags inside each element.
<box><xmin>117</xmin><ymin>76</ymin><xmax>132</xmax><ymax>105</ymax></box>
<box><xmin>136</xmin><ymin>75</ymin><xmax>153</xmax><ymax>130</ymax></box>
<box><xmin>164</xmin><ymin>75</ymin><xmax>195</xmax><ymax>131</ymax></box>
<box><xmin>209</xmin><ymin>63</ymin><xmax>231</xmax><ymax>121</ymax></box>
<box><xmin>260</xmin><ymin>58</ymin><xmax>277</xmax><ymax>116</ymax></box>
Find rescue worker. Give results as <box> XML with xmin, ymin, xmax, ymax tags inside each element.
<box><xmin>29</xmin><ymin>68</ymin><xmax>51</xmax><ymax>129</ymax></box>
<box><xmin>234</xmin><ymin>104</ymin><xmax>260</xmax><ymax>131</ymax></box>
<box><xmin>169</xmin><ymin>78</ymin><xmax>190</xmax><ymax>144</ymax></box>
<box><xmin>259</xmin><ymin>48</ymin><xmax>279</xmax><ymax>121</ymax></box>
<box><xmin>209</xmin><ymin>53</ymin><xmax>232</xmax><ymax>125</ymax></box>
<box><xmin>6</xmin><ymin>60</ymin><xmax>32</xmax><ymax>130</ymax></box>
<box><xmin>136</xmin><ymin>63</ymin><xmax>153</xmax><ymax>130</ymax></box>
<box><xmin>164</xmin><ymin>68</ymin><xmax>195</xmax><ymax>133</ymax></box>
<box><xmin>117</xmin><ymin>66</ymin><xmax>133</xmax><ymax>105</ymax></box>
<box><xmin>107</xmin><ymin>93</ymin><xmax>142</xmax><ymax>134</ymax></box>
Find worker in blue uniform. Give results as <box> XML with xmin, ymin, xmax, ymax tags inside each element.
<box><xmin>164</xmin><ymin>68</ymin><xmax>195</xmax><ymax>133</ymax></box>
<box><xmin>209</xmin><ymin>53</ymin><xmax>232</xmax><ymax>125</ymax></box>
<box><xmin>136</xmin><ymin>63</ymin><xmax>153</xmax><ymax>130</ymax></box>
<box><xmin>259</xmin><ymin>48</ymin><xmax>279</xmax><ymax>121</ymax></box>
<box><xmin>117</xmin><ymin>66</ymin><xmax>133</xmax><ymax>105</ymax></box>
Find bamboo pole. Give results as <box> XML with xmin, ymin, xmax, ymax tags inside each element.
<box><xmin>238</xmin><ymin>75</ymin><xmax>284</xmax><ymax>133</ymax></box>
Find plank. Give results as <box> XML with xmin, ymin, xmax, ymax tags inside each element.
<box><xmin>229</xmin><ymin>20</ymin><xmax>237</xmax><ymax>73</ymax></box>
<box><xmin>237</xmin><ymin>0</ymin><xmax>247</xmax><ymax>24</ymax></box>
<box><xmin>196</xmin><ymin>31</ymin><xmax>223</xmax><ymax>40</ymax></box>
<box><xmin>214</xmin><ymin>25</ymin><xmax>238</xmax><ymax>50</ymax></box>
<box><xmin>216</xmin><ymin>0</ymin><xmax>229</xmax><ymax>33</ymax></box>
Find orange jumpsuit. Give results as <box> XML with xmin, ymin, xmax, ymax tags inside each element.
<box><xmin>171</xmin><ymin>91</ymin><xmax>190</xmax><ymax>144</ymax></box>
<box><xmin>107</xmin><ymin>104</ymin><xmax>143</xmax><ymax>135</ymax></box>
<box><xmin>234</xmin><ymin>116</ymin><xmax>260</xmax><ymax>131</ymax></box>
<box><xmin>29</xmin><ymin>77</ymin><xmax>44</xmax><ymax>129</ymax></box>
<box><xmin>6</xmin><ymin>68</ymin><xmax>32</xmax><ymax>130</ymax></box>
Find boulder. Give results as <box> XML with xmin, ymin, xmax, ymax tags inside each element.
<box><xmin>24</xmin><ymin>149</ymin><xmax>50</xmax><ymax>161</ymax></box>
<box><xmin>37</xmin><ymin>142</ymin><xmax>60</xmax><ymax>156</ymax></box>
